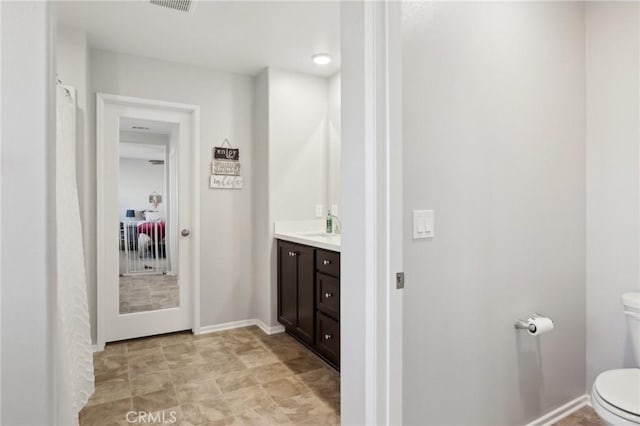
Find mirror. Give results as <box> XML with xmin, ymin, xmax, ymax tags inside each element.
<box><xmin>118</xmin><ymin>118</ymin><xmax>179</xmax><ymax>314</ymax></box>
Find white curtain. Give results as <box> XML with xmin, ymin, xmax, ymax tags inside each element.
<box><xmin>56</xmin><ymin>85</ymin><xmax>95</xmax><ymax>425</ymax></box>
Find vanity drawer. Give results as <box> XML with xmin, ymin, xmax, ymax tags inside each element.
<box><xmin>316</xmin><ymin>249</ymin><xmax>340</xmax><ymax>277</ymax></box>
<box><xmin>316</xmin><ymin>312</ymin><xmax>340</xmax><ymax>368</ymax></box>
<box><xmin>317</xmin><ymin>273</ymin><xmax>339</xmax><ymax>319</ymax></box>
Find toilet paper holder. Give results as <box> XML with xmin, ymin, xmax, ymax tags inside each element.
<box><xmin>514</xmin><ymin>313</ymin><xmax>547</xmax><ymax>333</ymax></box>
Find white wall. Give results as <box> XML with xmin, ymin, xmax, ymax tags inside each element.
<box><xmin>269</xmin><ymin>68</ymin><xmax>329</xmax><ymax>221</ymax></box>
<box><xmin>340</xmin><ymin>2</ymin><xmax>367</xmax><ymax>423</ymax></box>
<box><xmin>252</xmin><ymin>68</ymin><xmax>333</xmax><ymax>327</ymax></box>
<box><xmin>1</xmin><ymin>1</ymin><xmax>55</xmax><ymax>423</ymax></box>
<box><xmin>252</xmin><ymin>69</ymin><xmax>272</xmax><ymax>326</ymax></box>
<box><xmin>402</xmin><ymin>3</ymin><xmax>587</xmax><ymax>424</ymax></box>
<box><xmin>118</xmin><ymin>157</ymin><xmax>166</xmax><ymax>220</ymax></box>
<box><xmin>328</xmin><ymin>72</ymin><xmax>341</xmax><ymax>214</ymax></box>
<box><xmin>56</xmin><ymin>26</ymin><xmax>89</xmax><ymax>185</ymax></box>
<box><xmin>585</xmin><ymin>2</ymin><xmax>640</xmax><ymax>390</ymax></box>
<box><xmin>88</xmin><ymin>49</ymin><xmax>255</xmax><ymax>335</ymax></box>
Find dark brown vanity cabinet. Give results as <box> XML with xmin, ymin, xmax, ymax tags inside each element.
<box><xmin>277</xmin><ymin>241</ymin><xmax>315</xmax><ymax>345</ymax></box>
<box><xmin>277</xmin><ymin>240</ymin><xmax>340</xmax><ymax>370</ymax></box>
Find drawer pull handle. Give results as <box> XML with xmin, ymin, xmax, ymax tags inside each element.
<box><xmin>324</xmin><ymin>333</ymin><xmax>332</xmax><ymax>340</ymax></box>
<box><xmin>324</xmin><ymin>292</ymin><xmax>333</xmax><ymax>298</ymax></box>
<box><xmin>323</xmin><ymin>260</ymin><xmax>331</xmax><ymax>265</ymax></box>
<box><xmin>288</xmin><ymin>251</ymin><xmax>297</xmax><ymax>257</ymax></box>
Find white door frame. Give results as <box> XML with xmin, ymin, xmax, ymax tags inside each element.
<box><xmin>341</xmin><ymin>1</ymin><xmax>403</xmax><ymax>425</ymax></box>
<box><xmin>96</xmin><ymin>93</ymin><xmax>201</xmax><ymax>350</ymax></box>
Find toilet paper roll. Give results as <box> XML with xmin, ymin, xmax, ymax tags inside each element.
<box><xmin>527</xmin><ymin>317</ymin><xmax>554</xmax><ymax>336</ymax></box>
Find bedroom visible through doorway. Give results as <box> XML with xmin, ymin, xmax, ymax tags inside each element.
<box><xmin>118</xmin><ymin>117</ymin><xmax>179</xmax><ymax>314</ymax></box>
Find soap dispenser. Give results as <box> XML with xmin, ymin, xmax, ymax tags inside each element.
<box><xmin>326</xmin><ymin>210</ymin><xmax>333</xmax><ymax>234</ymax></box>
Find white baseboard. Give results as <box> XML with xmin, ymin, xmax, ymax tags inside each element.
<box><xmin>197</xmin><ymin>319</ymin><xmax>256</xmax><ymax>335</ymax></box>
<box><xmin>524</xmin><ymin>395</ymin><xmax>590</xmax><ymax>426</ymax></box>
<box><xmin>93</xmin><ymin>319</ymin><xmax>284</xmax><ymax>352</ymax></box>
<box><xmin>255</xmin><ymin>319</ymin><xmax>285</xmax><ymax>335</ymax></box>
<box><xmin>585</xmin><ymin>395</ymin><xmax>592</xmax><ymax>406</ymax></box>
<box><xmin>196</xmin><ymin>318</ymin><xmax>284</xmax><ymax>336</ymax></box>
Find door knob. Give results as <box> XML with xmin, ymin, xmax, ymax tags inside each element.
<box><xmin>181</xmin><ymin>229</ymin><xmax>190</xmax><ymax>237</ymax></box>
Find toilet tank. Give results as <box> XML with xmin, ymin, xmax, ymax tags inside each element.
<box><xmin>622</xmin><ymin>292</ymin><xmax>640</xmax><ymax>367</ymax></box>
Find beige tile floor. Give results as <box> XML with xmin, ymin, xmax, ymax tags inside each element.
<box><xmin>119</xmin><ymin>275</ymin><xmax>179</xmax><ymax>314</ymax></box>
<box><xmin>81</xmin><ymin>326</ymin><xmax>340</xmax><ymax>425</ymax></box>
<box><xmin>553</xmin><ymin>406</ymin><xmax>605</xmax><ymax>426</ymax></box>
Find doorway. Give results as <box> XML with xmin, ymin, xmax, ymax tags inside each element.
<box><xmin>55</xmin><ymin>2</ymin><xmax>401</xmax><ymax>424</ymax></box>
<box><xmin>96</xmin><ymin>94</ymin><xmax>201</xmax><ymax>349</ymax></box>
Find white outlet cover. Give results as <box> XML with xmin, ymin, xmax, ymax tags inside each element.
<box><xmin>331</xmin><ymin>204</ymin><xmax>338</xmax><ymax>216</ymax></box>
<box><xmin>316</xmin><ymin>204</ymin><xmax>324</xmax><ymax>218</ymax></box>
<box><xmin>413</xmin><ymin>210</ymin><xmax>434</xmax><ymax>239</ymax></box>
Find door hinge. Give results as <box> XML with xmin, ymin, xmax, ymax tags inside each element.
<box><xmin>396</xmin><ymin>272</ymin><xmax>405</xmax><ymax>289</ymax></box>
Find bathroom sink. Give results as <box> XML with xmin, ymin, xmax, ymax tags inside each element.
<box><xmin>303</xmin><ymin>233</ymin><xmax>341</xmax><ymax>240</ymax></box>
<box><xmin>273</xmin><ymin>229</ymin><xmax>341</xmax><ymax>251</ymax></box>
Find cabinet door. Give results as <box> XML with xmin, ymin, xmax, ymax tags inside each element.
<box><xmin>278</xmin><ymin>242</ymin><xmax>297</xmax><ymax>329</ymax></box>
<box><xmin>295</xmin><ymin>245</ymin><xmax>315</xmax><ymax>345</ymax></box>
<box><xmin>316</xmin><ymin>312</ymin><xmax>340</xmax><ymax>368</ymax></box>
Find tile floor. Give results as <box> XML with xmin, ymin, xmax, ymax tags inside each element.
<box><xmin>81</xmin><ymin>326</ymin><xmax>340</xmax><ymax>425</ymax></box>
<box><xmin>119</xmin><ymin>275</ymin><xmax>179</xmax><ymax>314</ymax></box>
<box><xmin>553</xmin><ymin>406</ymin><xmax>605</xmax><ymax>426</ymax></box>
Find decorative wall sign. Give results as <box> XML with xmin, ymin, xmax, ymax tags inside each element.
<box><xmin>212</xmin><ymin>160</ymin><xmax>241</xmax><ymax>176</ymax></box>
<box><xmin>213</xmin><ymin>139</ymin><xmax>240</xmax><ymax>161</ymax></box>
<box><xmin>210</xmin><ymin>139</ymin><xmax>243</xmax><ymax>189</ymax></box>
<box><xmin>210</xmin><ymin>175</ymin><xmax>244</xmax><ymax>189</ymax></box>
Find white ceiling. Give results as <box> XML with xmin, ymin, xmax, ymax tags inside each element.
<box><xmin>57</xmin><ymin>0</ymin><xmax>341</xmax><ymax>77</ymax></box>
<box><xmin>119</xmin><ymin>143</ymin><xmax>165</xmax><ymax>161</ymax></box>
<box><xmin>119</xmin><ymin>118</ymin><xmax>171</xmax><ymax>160</ymax></box>
<box><xmin>120</xmin><ymin>117</ymin><xmax>176</xmax><ymax>135</ymax></box>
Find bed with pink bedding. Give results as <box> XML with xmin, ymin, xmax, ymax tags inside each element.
<box><xmin>137</xmin><ymin>221</ymin><xmax>166</xmax><ymax>241</ymax></box>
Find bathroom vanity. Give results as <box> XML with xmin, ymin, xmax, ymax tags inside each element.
<box><xmin>276</xmin><ymin>235</ymin><xmax>340</xmax><ymax>370</ymax></box>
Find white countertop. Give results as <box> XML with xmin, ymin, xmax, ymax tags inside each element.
<box><xmin>274</xmin><ymin>231</ymin><xmax>341</xmax><ymax>252</ymax></box>
<box><xmin>273</xmin><ymin>219</ymin><xmax>341</xmax><ymax>252</ymax></box>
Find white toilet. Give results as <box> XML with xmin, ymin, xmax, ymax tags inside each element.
<box><xmin>591</xmin><ymin>293</ymin><xmax>640</xmax><ymax>425</ymax></box>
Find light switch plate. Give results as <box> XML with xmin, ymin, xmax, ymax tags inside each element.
<box><xmin>316</xmin><ymin>204</ymin><xmax>324</xmax><ymax>218</ymax></box>
<box><xmin>413</xmin><ymin>210</ymin><xmax>434</xmax><ymax>239</ymax></box>
<box><xmin>331</xmin><ymin>204</ymin><xmax>338</xmax><ymax>216</ymax></box>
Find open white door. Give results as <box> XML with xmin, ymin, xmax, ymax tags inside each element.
<box><xmin>97</xmin><ymin>94</ymin><xmax>200</xmax><ymax>347</ymax></box>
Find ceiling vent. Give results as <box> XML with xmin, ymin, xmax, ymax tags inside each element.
<box><xmin>149</xmin><ymin>0</ymin><xmax>194</xmax><ymax>13</ymax></box>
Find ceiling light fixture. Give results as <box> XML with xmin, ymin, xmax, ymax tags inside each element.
<box><xmin>311</xmin><ymin>53</ymin><xmax>332</xmax><ymax>66</ymax></box>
